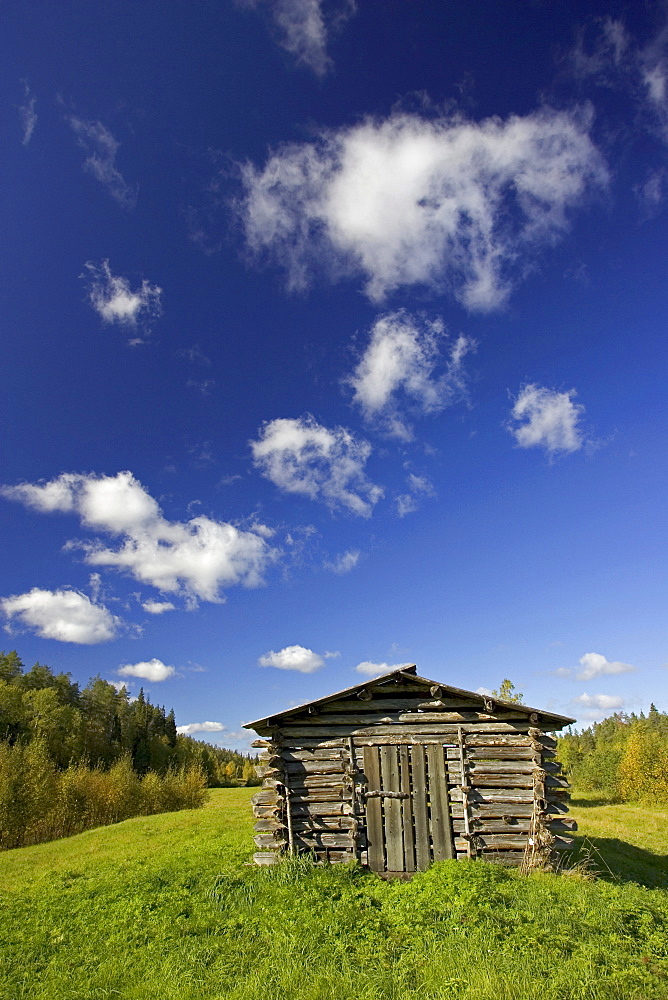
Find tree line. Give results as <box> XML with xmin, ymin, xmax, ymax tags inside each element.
<box><xmin>557</xmin><ymin>705</ymin><xmax>668</xmax><ymax>803</ymax></box>
<box><xmin>0</xmin><ymin>649</ymin><xmax>260</xmax><ymax>850</ymax></box>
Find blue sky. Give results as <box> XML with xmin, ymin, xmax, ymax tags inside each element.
<box><xmin>2</xmin><ymin>0</ymin><xmax>667</xmax><ymax>749</ymax></box>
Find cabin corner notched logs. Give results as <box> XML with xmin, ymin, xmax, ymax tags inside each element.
<box><xmin>244</xmin><ymin>666</ymin><xmax>576</xmax><ymax>875</ymax></box>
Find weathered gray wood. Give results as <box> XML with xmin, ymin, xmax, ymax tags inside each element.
<box><xmin>289</xmin><ymin>801</ymin><xmax>354</xmax><ymax>816</ymax></box>
<box><xmin>288</xmin><ymin>710</ymin><xmax>532</xmax><ymax>726</ymax></box>
<box><xmin>280</xmin><ymin>721</ymin><xmax>535</xmax><ymax>738</ymax></box>
<box><xmin>447</xmin><ymin>760</ymin><xmax>538</xmax><ymax>775</ymax></box>
<box><xmin>411</xmin><ymin>745</ymin><xmax>431</xmax><ymax>871</ymax></box>
<box><xmin>251</xmin><ymin>788</ymin><xmax>279</xmax><ymax>806</ymax></box>
<box><xmin>317</xmin><ymin>697</ymin><xmax>485</xmax><ymax>713</ymax></box>
<box><xmin>364</xmin><ymin>746</ymin><xmax>384</xmax><ymax>873</ymax></box>
<box><xmin>284</xmin><ymin>760</ymin><xmax>346</xmax><ymax>775</ymax></box>
<box><xmin>457</xmin><ymin>726</ymin><xmax>472</xmax><ymax>859</ymax></box>
<box><xmin>399</xmin><ymin>744</ymin><xmax>415</xmax><ymax>872</ymax></box>
<box><xmin>455</xmin><ymin>834</ymin><xmax>531</xmax><ymax>851</ymax></box>
<box><xmin>449</xmin><ymin>788</ymin><xmax>534</xmax><ymax>803</ymax></box>
<box><xmin>252</xmin><ymin>803</ymin><xmax>281</xmax><ymax>818</ymax></box>
<box><xmin>253</xmin><ymin>817</ymin><xmax>284</xmax><ymax>832</ymax></box>
<box><xmin>253</xmin><ymin>852</ymin><xmax>280</xmax><ymax>866</ymax></box>
<box><xmin>254</xmin><ymin>833</ymin><xmax>286</xmax><ymax>849</ymax></box>
<box><xmin>381</xmin><ymin>746</ymin><xmax>403</xmax><ymax>873</ymax></box>
<box><xmin>289</xmin><ymin>789</ymin><xmax>350</xmax><ymax>802</ymax></box>
<box><xmin>426</xmin><ymin>744</ymin><xmax>453</xmax><ymax>861</ymax></box>
<box><xmin>292</xmin><ymin>833</ymin><xmax>355</xmax><ymax>849</ymax></box>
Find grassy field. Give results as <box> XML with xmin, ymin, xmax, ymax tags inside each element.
<box><xmin>1</xmin><ymin>788</ymin><xmax>667</xmax><ymax>1000</ymax></box>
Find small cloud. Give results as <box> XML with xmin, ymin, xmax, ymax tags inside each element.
<box><xmin>118</xmin><ymin>658</ymin><xmax>175</xmax><ymax>682</ymax></box>
<box><xmin>187</xmin><ymin>378</ymin><xmax>216</xmax><ymax>395</ymax></box>
<box><xmin>251</xmin><ymin>414</ymin><xmax>383</xmax><ymax>517</ymax></box>
<box><xmin>177</xmin><ymin>345</ymin><xmax>212</xmax><ymax>366</ymax></box>
<box><xmin>1</xmin><ymin>587</ymin><xmax>120</xmax><ymax>644</ymax></box>
<box><xmin>239</xmin><ymin>0</ymin><xmax>356</xmax><ymax>76</ymax></box>
<box><xmin>573</xmin><ymin>692</ymin><xmax>625</xmax><ymax>711</ymax></box>
<box><xmin>19</xmin><ymin>80</ymin><xmax>37</xmax><ymax>145</ymax></box>
<box><xmin>323</xmin><ymin>650</ymin><xmax>340</xmax><ymax>659</ymax></box>
<box><xmin>176</xmin><ymin>721</ymin><xmax>226</xmax><ymax>735</ymax></box>
<box><xmin>324</xmin><ymin>549</ymin><xmax>360</xmax><ymax>574</ymax></box>
<box><xmin>346</xmin><ymin>311</ymin><xmax>474</xmax><ymax>440</ymax></box>
<box><xmin>258</xmin><ymin>644</ymin><xmax>325</xmax><ymax>673</ymax></box>
<box><xmin>67</xmin><ymin>116</ymin><xmax>137</xmax><ymax>208</ymax></box>
<box><xmin>83</xmin><ymin>260</ymin><xmax>162</xmax><ymax>341</ymax></box>
<box><xmin>551</xmin><ymin>667</ymin><xmax>573</xmax><ymax>679</ymax></box>
<box><xmin>354</xmin><ymin>660</ymin><xmax>412</xmax><ymax>677</ymax></box>
<box><xmin>141</xmin><ymin>600</ymin><xmax>176</xmax><ymax>615</ymax></box>
<box><xmin>475</xmin><ymin>685</ymin><xmax>494</xmax><ymax>696</ymax></box>
<box><xmin>575</xmin><ymin>651</ymin><xmax>636</xmax><ymax>681</ymax></box>
<box><xmin>396</xmin><ymin>471</ymin><xmax>436</xmax><ymax>517</ymax></box>
<box><xmin>219</xmin><ymin>474</ymin><xmax>243</xmax><ymax>486</ymax></box>
<box><xmin>507</xmin><ymin>383</ymin><xmax>586</xmax><ymax>456</ymax></box>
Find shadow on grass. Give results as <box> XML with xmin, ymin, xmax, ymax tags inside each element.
<box><xmin>570</xmin><ymin>796</ymin><xmax>620</xmax><ymax>808</ymax></box>
<box><xmin>569</xmin><ymin>835</ymin><xmax>668</xmax><ymax>889</ymax></box>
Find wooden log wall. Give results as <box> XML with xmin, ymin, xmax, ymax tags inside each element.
<box><xmin>250</xmin><ymin>683</ymin><xmax>574</xmax><ymax>870</ymax></box>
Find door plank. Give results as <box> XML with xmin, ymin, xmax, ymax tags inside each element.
<box><xmin>363</xmin><ymin>746</ymin><xmax>384</xmax><ymax>872</ymax></box>
<box><xmin>399</xmin><ymin>744</ymin><xmax>415</xmax><ymax>872</ymax></box>
<box><xmin>426</xmin><ymin>744</ymin><xmax>454</xmax><ymax>861</ymax></box>
<box><xmin>411</xmin><ymin>746</ymin><xmax>431</xmax><ymax>870</ymax></box>
<box><xmin>381</xmin><ymin>746</ymin><xmax>403</xmax><ymax>873</ymax></box>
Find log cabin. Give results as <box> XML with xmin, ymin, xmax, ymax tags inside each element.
<box><xmin>244</xmin><ymin>665</ymin><xmax>576</xmax><ymax>876</ymax></box>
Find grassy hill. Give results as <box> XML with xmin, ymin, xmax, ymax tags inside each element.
<box><xmin>1</xmin><ymin>789</ymin><xmax>667</xmax><ymax>1000</ymax></box>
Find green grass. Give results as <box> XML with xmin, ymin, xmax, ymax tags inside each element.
<box><xmin>1</xmin><ymin>788</ymin><xmax>667</xmax><ymax>1000</ymax></box>
<box><xmin>569</xmin><ymin>791</ymin><xmax>668</xmax><ymax>888</ymax></box>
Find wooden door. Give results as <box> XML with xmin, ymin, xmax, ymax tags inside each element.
<box><xmin>363</xmin><ymin>743</ymin><xmax>454</xmax><ymax>875</ymax></box>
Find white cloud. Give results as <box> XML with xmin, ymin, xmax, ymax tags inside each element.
<box><xmin>68</xmin><ymin>117</ymin><xmax>137</xmax><ymax>208</ymax></box>
<box><xmin>475</xmin><ymin>685</ymin><xmax>494</xmax><ymax>696</ymax></box>
<box><xmin>251</xmin><ymin>415</ymin><xmax>383</xmax><ymax>516</ymax></box>
<box><xmin>324</xmin><ymin>549</ymin><xmax>360</xmax><ymax>574</ymax></box>
<box><xmin>141</xmin><ymin>600</ymin><xmax>176</xmax><ymax>615</ymax></box>
<box><xmin>575</xmin><ymin>652</ymin><xmax>636</xmax><ymax>681</ymax></box>
<box><xmin>84</xmin><ymin>260</ymin><xmax>162</xmax><ymax>342</ymax></box>
<box><xmin>258</xmin><ymin>644</ymin><xmax>325</xmax><ymax>672</ymax></box>
<box><xmin>240</xmin><ymin>107</ymin><xmax>606</xmax><ymax>309</ymax></box>
<box><xmin>1</xmin><ymin>587</ymin><xmax>120</xmax><ymax>644</ymax></box>
<box><xmin>346</xmin><ymin>311</ymin><xmax>473</xmax><ymax>439</ymax></box>
<box><xmin>19</xmin><ymin>80</ymin><xmax>37</xmax><ymax>145</ymax></box>
<box><xmin>176</xmin><ymin>721</ymin><xmax>226</xmax><ymax>735</ymax></box>
<box><xmin>508</xmin><ymin>384</ymin><xmax>585</xmax><ymax>455</ymax></box>
<box><xmin>396</xmin><ymin>471</ymin><xmax>436</xmax><ymax>518</ymax></box>
<box><xmin>3</xmin><ymin>471</ymin><xmax>277</xmax><ymax>603</ymax></box>
<box><xmin>323</xmin><ymin>650</ymin><xmax>340</xmax><ymax>659</ymax></box>
<box><xmin>118</xmin><ymin>658</ymin><xmax>175</xmax><ymax>682</ymax></box>
<box><xmin>354</xmin><ymin>660</ymin><xmax>412</xmax><ymax>677</ymax></box>
<box><xmin>573</xmin><ymin>692</ymin><xmax>625</xmax><ymax>711</ymax></box>
<box><xmin>240</xmin><ymin>0</ymin><xmax>355</xmax><ymax>76</ymax></box>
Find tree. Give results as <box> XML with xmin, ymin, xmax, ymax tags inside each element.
<box><xmin>492</xmin><ymin>679</ymin><xmax>524</xmax><ymax>704</ymax></box>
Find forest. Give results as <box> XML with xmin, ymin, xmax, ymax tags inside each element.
<box><xmin>557</xmin><ymin>705</ymin><xmax>668</xmax><ymax>803</ymax></box>
<box><xmin>0</xmin><ymin>649</ymin><xmax>259</xmax><ymax>849</ymax></box>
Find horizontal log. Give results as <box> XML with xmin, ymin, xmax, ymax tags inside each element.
<box><xmin>289</xmin><ymin>710</ymin><xmax>533</xmax><ymax>726</ymax></box>
<box><xmin>477</xmin><ymin>851</ymin><xmax>525</xmax><ymax>866</ymax></box>
<box><xmin>252</xmin><ymin>804</ymin><xmax>281</xmax><ymax>818</ymax></box>
<box><xmin>290</xmin><ymin>802</ymin><xmax>354</xmax><ymax>817</ymax></box>
<box><xmin>285</xmin><ymin>761</ymin><xmax>346</xmax><ymax>775</ymax></box>
<box><xmin>253</xmin><ymin>852</ymin><xmax>280</xmax><ymax>866</ymax></box>
<box><xmin>280</xmin><ymin>749</ymin><xmax>346</xmax><ymax>762</ymax></box>
<box><xmin>450</xmin><ymin>788</ymin><xmax>534</xmax><ymax>803</ymax></box>
<box><xmin>318</xmin><ymin>697</ymin><xmax>484</xmax><ymax>713</ymax></box>
<box><xmin>547</xmin><ymin>818</ymin><xmax>578</xmax><ymax>833</ymax></box>
<box><xmin>254</xmin><ymin>818</ymin><xmax>284</xmax><ymax>832</ymax></box>
<box><xmin>292</xmin><ymin>833</ymin><xmax>355</xmax><ymax>849</ymax></box>
<box><xmin>447</xmin><ymin>760</ymin><xmax>537</xmax><ymax>775</ymax></box>
<box><xmin>281</xmin><ymin>722</ymin><xmax>535</xmax><ymax>738</ymax></box>
<box><xmin>453</xmin><ymin>775</ymin><xmax>536</xmax><ymax>788</ymax></box>
<box><xmin>463</xmin><ymin>803</ymin><xmax>534</xmax><ymax>818</ymax></box>
<box><xmin>292</xmin><ymin>816</ymin><xmax>356</xmax><ymax>832</ymax></box>
<box><xmin>446</xmin><ymin>748</ymin><xmax>537</xmax><ymax>761</ymax></box>
<box><xmin>457</xmin><ymin>834</ymin><xmax>530</xmax><ymax>850</ymax></box>
<box><xmin>254</xmin><ymin>834</ymin><xmax>287</xmax><ymax>849</ymax></box>
<box><xmin>251</xmin><ymin>789</ymin><xmax>280</xmax><ymax>807</ymax></box>
<box><xmin>289</xmin><ymin>789</ymin><xmax>352</xmax><ymax>803</ymax></box>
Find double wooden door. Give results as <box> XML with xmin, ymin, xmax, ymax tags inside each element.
<box><xmin>362</xmin><ymin>743</ymin><xmax>454</xmax><ymax>875</ymax></box>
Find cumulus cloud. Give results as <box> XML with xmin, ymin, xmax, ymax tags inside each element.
<box><xmin>240</xmin><ymin>107</ymin><xmax>606</xmax><ymax>309</ymax></box>
<box><xmin>118</xmin><ymin>658</ymin><xmax>175</xmax><ymax>682</ymax></box>
<box><xmin>19</xmin><ymin>80</ymin><xmax>37</xmax><ymax>145</ymax></box>
<box><xmin>258</xmin><ymin>644</ymin><xmax>325</xmax><ymax>672</ymax></box>
<box><xmin>508</xmin><ymin>384</ymin><xmax>585</xmax><ymax>455</ymax></box>
<box><xmin>346</xmin><ymin>311</ymin><xmax>473</xmax><ymax>439</ymax></box>
<box><xmin>2</xmin><ymin>471</ymin><xmax>277</xmax><ymax>603</ymax></box>
<box><xmin>240</xmin><ymin>0</ymin><xmax>355</xmax><ymax>76</ymax></box>
<box><xmin>68</xmin><ymin>117</ymin><xmax>137</xmax><ymax>208</ymax></box>
<box><xmin>251</xmin><ymin>415</ymin><xmax>383</xmax><ymax>516</ymax></box>
<box><xmin>141</xmin><ymin>600</ymin><xmax>176</xmax><ymax>615</ymax></box>
<box><xmin>396</xmin><ymin>472</ymin><xmax>436</xmax><ymax>518</ymax></box>
<box><xmin>575</xmin><ymin>652</ymin><xmax>636</xmax><ymax>681</ymax></box>
<box><xmin>324</xmin><ymin>549</ymin><xmax>360</xmax><ymax>574</ymax></box>
<box><xmin>177</xmin><ymin>720</ymin><xmax>227</xmax><ymax>735</ymax></box>
<box><xmin>1</xmin><ymin>587</ymin><xmax>120</xmax><ymax>644</ymax></box>
<box><xmin>574</xmin><ymin>692</ymin><xmax>625</xmax><ymax>711</ymax></box>
<box><xmin>354</xmin><ymin>661</ymin><xmax>412</xmax><ymax>677</ymax></box>
<box><xmin>84</xmin><ymin>260</ymin><xmax>162</xmax><ymax>342</ymax></box>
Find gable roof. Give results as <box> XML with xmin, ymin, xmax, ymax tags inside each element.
<box><xmin>244</xmin><ymin>664</ymin><xmax>575</xmax><ymax>730</ymax></box>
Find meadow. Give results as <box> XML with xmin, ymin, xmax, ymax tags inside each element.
<box><xmin>0</xmin><ymin>788</ymin><xmax>666</xmax><ymax>1000</ymax></box>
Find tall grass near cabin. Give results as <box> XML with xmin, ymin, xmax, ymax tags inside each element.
<box><xmin>0</xmin><ymin>738</ymin><xmax>207</xmax><ymax>849</ymax></box>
